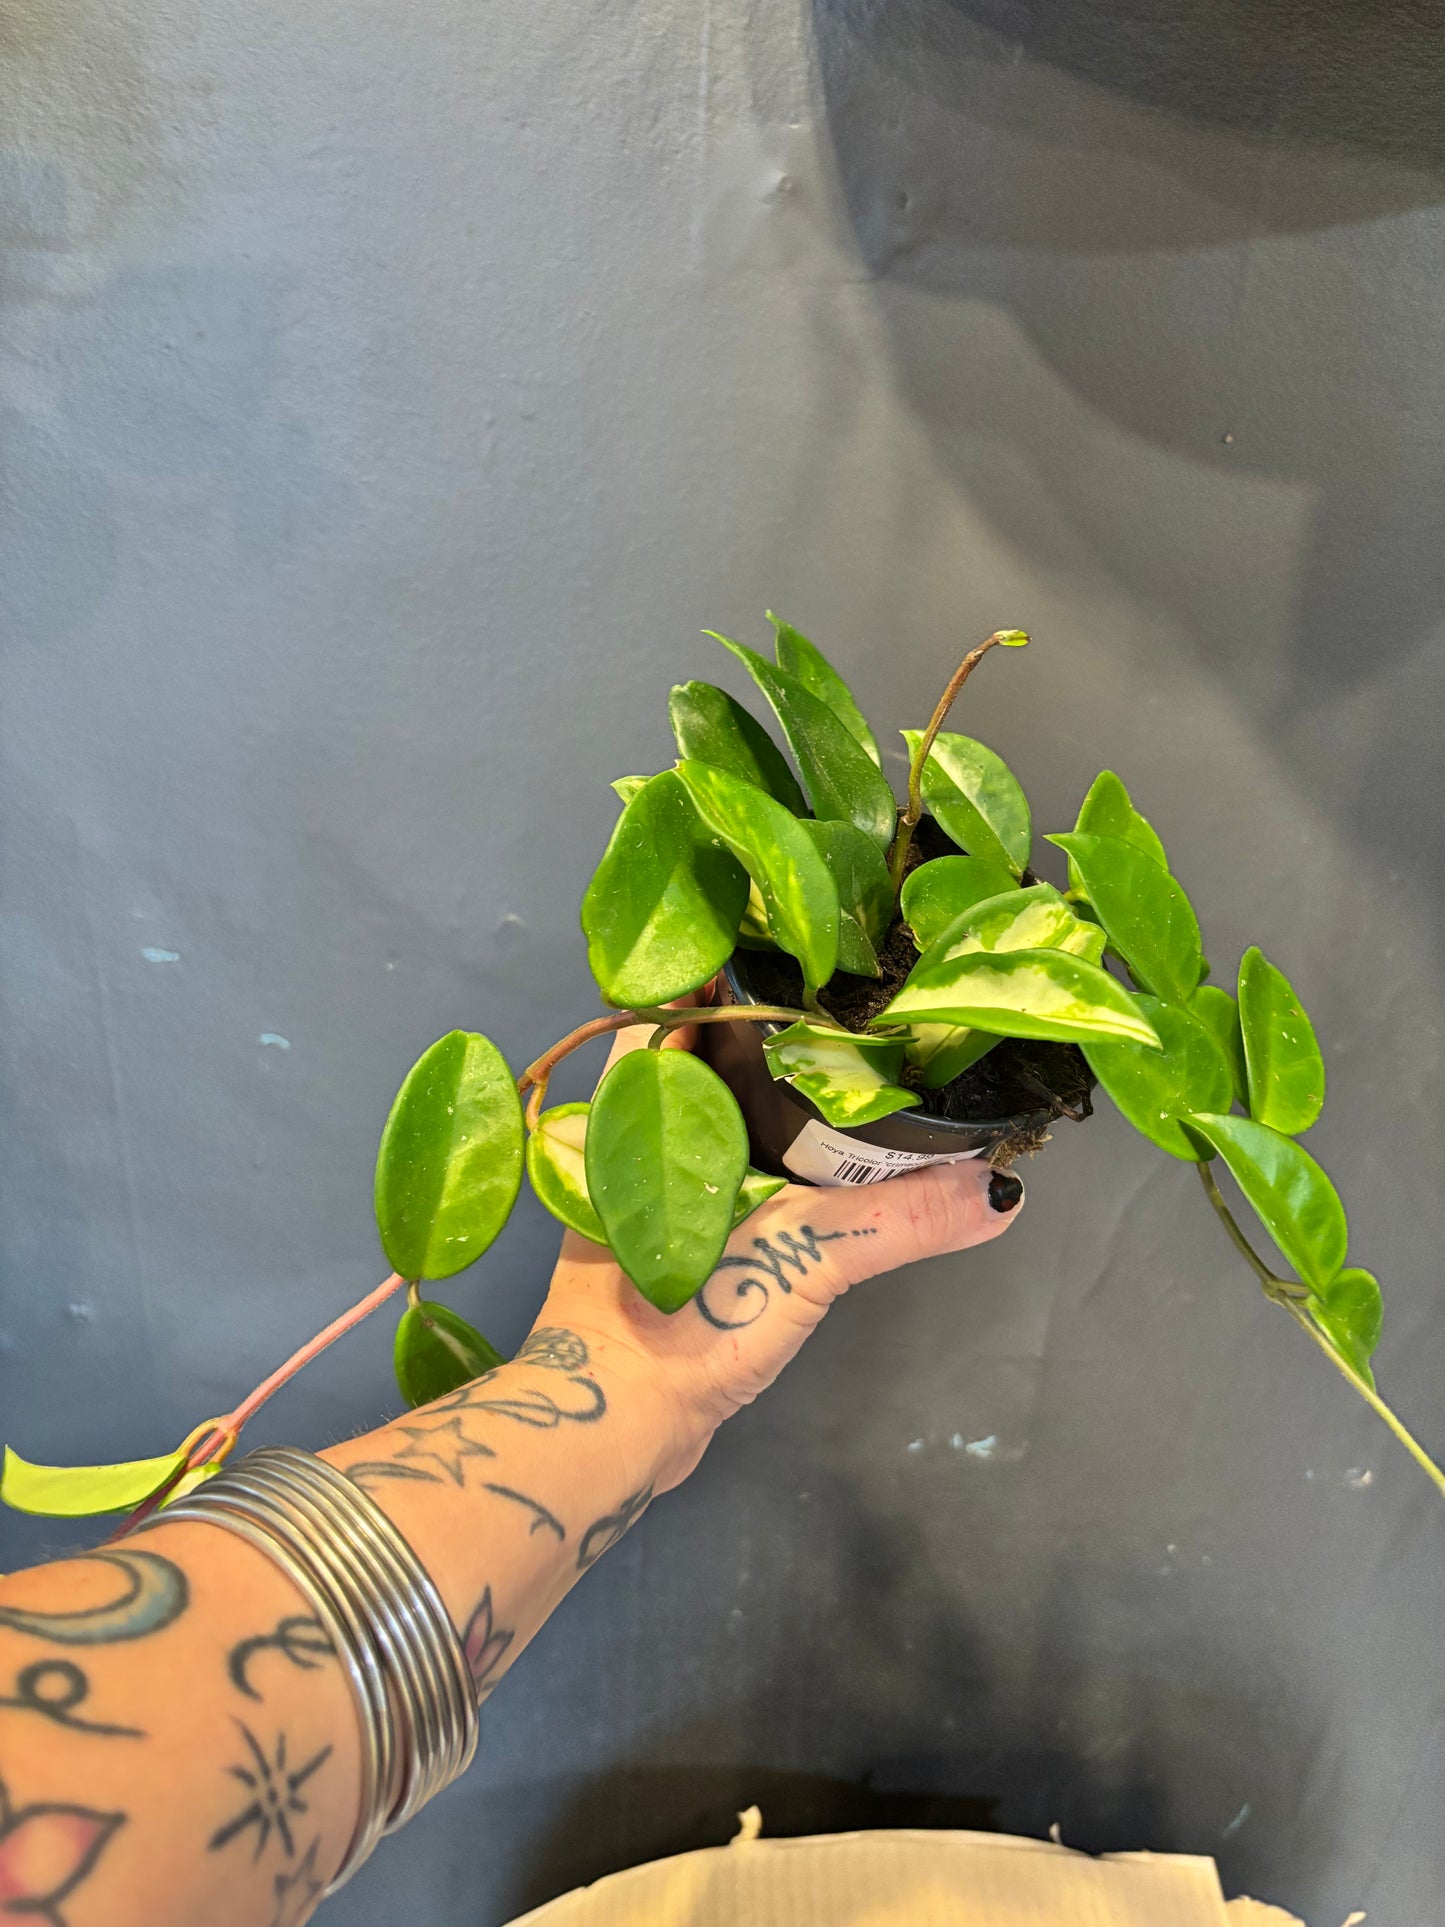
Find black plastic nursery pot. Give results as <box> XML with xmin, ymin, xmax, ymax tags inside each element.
<box><xmin>702</xmin><ymin>951</ymin><xmax>1095</xmax><ymax>1189</ymax></box>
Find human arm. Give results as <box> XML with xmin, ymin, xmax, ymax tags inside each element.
<box><xmin>0</xmin><ymin>1023</ymin><xmax>1022</xmax><ymax>1927</ymax></box>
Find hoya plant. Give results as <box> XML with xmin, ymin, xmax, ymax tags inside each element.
<box><xmin>5</xmin><ymin>620</ymin><xmax>1441</xmax><ymax>1525</ymax></box>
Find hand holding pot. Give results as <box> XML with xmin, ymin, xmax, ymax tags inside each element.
<box><xmin>533</xmin><ymin>1006</ymin><xmax>1025</xmax><ymax>1494</ymax></box>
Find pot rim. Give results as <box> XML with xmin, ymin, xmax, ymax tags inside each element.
<box><xmin>717</xmin><ymin>951</ymin><xmax>1076</xmax><ymax>1140</ymax></box>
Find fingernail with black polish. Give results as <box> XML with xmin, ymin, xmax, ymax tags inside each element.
<box><xmin>988</xmin><ymin>1170</ymin><xmax>1024</xmax><ymax>1213</ymax></box>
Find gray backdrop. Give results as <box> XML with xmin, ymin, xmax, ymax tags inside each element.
<box><xmin>3</xmin><ymin>2</ymin><xmax>1443</xmax><ymax>1921</ymax></box>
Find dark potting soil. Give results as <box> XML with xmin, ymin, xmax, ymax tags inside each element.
<box><xmin>737</xmin><ymin>818</ymin><xmax>1094</xmax><ymax>1129</ymax></box>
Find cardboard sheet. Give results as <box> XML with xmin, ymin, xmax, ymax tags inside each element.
<box><xmin>507</xmin><ymin>1820</ymin><xmax>1311</xmax><ymax>1926</ymax></box>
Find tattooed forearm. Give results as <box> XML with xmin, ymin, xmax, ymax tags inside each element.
<box><xmin>0</xmin><ymin>1783</ymin><xmax>123</xmax><ymax>1925</ymax></box>
<box><xmin>391</xmin><ymin>1417</ymin><xmax>495</xmax><ymax>1484</ymax></box>
<box><xmin>208</xmin><ymin>1720</ymin><xmax>332</xmax><ymax>1861</ymax></box>
<box><xmin>695</xmin><ymin>1224</ymin><xmax>873</xmax><ymax>1329</ymax></box>
<box><xmin>344</xmin><ymin>1460</ymin><xmax>442</xmax><ymax>1490</ymax></box>
<box><xmin>0</xmin><ymin>1549</ymin><xmax>188</xmax><ymax>1646</ymax></box>
<box><xmin>0</xmin><ymin>1659</ymin><xmax>144</xmax><ymax>1738</ymax></box>
<box><xmin>576</xmin><ymin>1486</ymin><xmax>653</xmax><ymax>1572</ymax></box>
<box><xmin>266</xmin><ymin>1837</ymin><xmax>326</xmax><ymax>1927</ymax></box>
<box><xmin>228</xmin><ymin>1616</ymin><xmax>334</xmax><ymax>1702</ymax></box>
<box><xmin>434</xmin><ymin>1378</ymin><xmax>607</xmax><ymax>1427</ymax></box>
<box><xmin>343</xmin><ymin>1415</ymin><xmax>496</xmax><ymax>1493</ymax></box>
<box><xmin>460</xmin><ymin>1588</ymin><xmax>513</xmax><ymax>1701</ymax></box>
<box><xmin>434</xmin><ymin>1375</ymin><xmax>606</xmax><ymax>1427</ymax></box>
<box><xmin>480</xmin><ymin>1485</ymin><xmax>566</xmax><ymax>1540</ymax></box>
<box><xmin>0</xmin><ymin>1774</ymin><xmax>124</xmax><ymax>1927</ymax></box>
<box><xmin>347</xmin><ymin>1332</ymin><xmax>606</xmax><ymax>1497</ymax></box>
<box><xmin>431</xmin><ymin>1328</ymin><xmax>605</xmax><ymax>1424</ymax></box>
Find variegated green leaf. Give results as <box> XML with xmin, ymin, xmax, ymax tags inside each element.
<box><xmin>1182</xmin><ymin>1112</ymin><xmax>1347</xmax><ymax>1292</ymax></box>
<box><xmin>900</xmin><ymin>855</ymin><xmax>1019</xmax><ymax>950</ymax></box>
<box><xmin>1238</xmin><ymin>946</ymin><xmax>1324</xmax><ymax>1135</ymax></box>
<box><xmin>676</xmin><ymin>759</ymin><xmax>839</xmax><ymax>994</ymax></box>
<box><xmin>1191</xmin><ymin>984</ymin><xmax>1248</xmax><ymax>1106</ymax></box>
<box><xmin>667</xmin><ymin>681</ymin><xmax>806</xmax><ymax>812</ymax></box>
<box><xmin>800</xmin><ymin>818</ymin><xmax>893</xmax><ymax>978</ymax></box>
<box><xmin>881</xmin><ymin>948</ymin><xmax>1162</xmax><ymax>1048</ymax></box>
<box><xmin>582</xmin><ymin>769</ymin><xmax>749</xmax><ymax>1005</ymax></box>
<box><xmin>394</xmin><ymin>1302</ymin><xmax>506</xmax><ymax>1408</ymax></box>
<box><xmin>1310</xmin><ymin>1267</ymin><xmax>1383</xmax><ymax>1389</ymax></box>
<box><xmin>734</xmin><ymin>1167</ymin><xmax>788</xmax><ymax>1224</ymax></box>
<box><xmin>905</xmin><ymin>1023</ymin><xmax>1000</xmax><ymax>1092</ymax></box>
<box><xmin>769</xmin><ymin>613</ymin><xmax>882</xmax><ymax>765</ymax></box>
<box><xmin>903</xmin><ymin>884</ymin><xmax>1103</xmax><ymax>1084</ymax></box>
<box><xmin>710</xmin><ymin>633</ymin><xmax>896</xmax><ymax>848</ymax></box>
<box><xmin>763</xmin><ymin>1021</ymin><xmax>920</xmax><ymax>1127</ymax></box>
<box><xmin>527</xmin><ymin>1102</ymin><xmax>606</xmax><ymax>1242</ymax></box>
<box><xmin>901</xmin><ymin>729</ymin><xmax>1031</xmax><ymax>877</ymax></box>
<box><xmin>374</xmin><ymin>1031</ymin><xmax>525</xmax><ymax>1281</ymax></box>
<box><xmin>1047</xmin><ymin>832</ymin><xmax>1202</xmax><ymax>1006</ymax></box>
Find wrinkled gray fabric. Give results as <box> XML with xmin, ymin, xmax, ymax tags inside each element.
<box><xmin>2</xmin><ymin>3</ymin><xmax>1441</xmax><ymax>1921</ymax></box>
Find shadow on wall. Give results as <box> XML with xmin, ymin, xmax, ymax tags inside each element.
<box><xmin>499</xmin><ymin>1477</ymin><xmax>1329</xmax><ymax>1925</ymax></box>
<box><xmin>816</xmin><ymin>0</ymin><xmax>1445</xmax><ymax>260</ymax></box>
<box><xmin>806</xmin><ymin>0</ymin><xmax>1445</xmax><ymax>893</ymax></box>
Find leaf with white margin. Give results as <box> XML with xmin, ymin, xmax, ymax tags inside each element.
<box><xmin>763</xmin><ymin>1021</ymin><xmax>921</xmax><ymax>1128</ymax></box>
<box><xmin>901</xmin><ymin>729</ymin><xmax>1031</xmax><ymax>876</ymax></box>
<box><xmin>904</xmin><ymin>885</ymin><xmax>1104</xmax><ymax>1085</ymax></box>
<box><xmin>880</xmin><ymin>948</ymin><xmax>1162</xmax><ymax>1048</ymax></box>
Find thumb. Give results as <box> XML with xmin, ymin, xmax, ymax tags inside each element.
<box><xmin>766</xmin><ymin>1156</ymin><xmax>1025</xmax><ymax>1301</ymax></box>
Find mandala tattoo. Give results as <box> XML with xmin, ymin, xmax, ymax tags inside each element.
<box><xmin>515</xmin><ymin>1327</ymin><xmax>590</xmax><ymax>1373</ymax></box>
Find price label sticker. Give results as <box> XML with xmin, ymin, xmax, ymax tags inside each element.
<box><xmin>782</xmin><ymin>1119</ymin><xmax>983</xmax><ymax>1188</ymax></box>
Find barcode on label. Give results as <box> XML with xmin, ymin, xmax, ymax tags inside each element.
<box><xmin>781</xmin><ymin>1117</ymin><xmax>984</xmax><ymax>1188</ymax></box>
<box><xmin>829</xmin><ymin>1158</ymin><xmax>898</xmax><ymax>1186</ymax></box>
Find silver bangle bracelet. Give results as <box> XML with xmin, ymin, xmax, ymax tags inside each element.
<box><xmin>141</xmin><ymin>1446</ymin><xmax>479</xmax><ymax>1894</ymax></box>
<box><xmin>234</xmin><ymin>1450</ymin><xmax>476</xmax><ymax>1822</ymax></box>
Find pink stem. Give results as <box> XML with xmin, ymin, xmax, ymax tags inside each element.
<box><xmin>115</xmin><ymin>1272</ymin><xmax>408</xmax><ymax>1539</ymax></box>
<box><xmin>214</xmin><ymin>1271</ymin><xmax>408</xmax><ymax>1441</ymax></box>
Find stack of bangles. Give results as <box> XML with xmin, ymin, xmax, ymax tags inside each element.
<box><xmin>139</xmin><ymin>1446</ymin><xmax>478</xmax><ymax>1892</ymax></box>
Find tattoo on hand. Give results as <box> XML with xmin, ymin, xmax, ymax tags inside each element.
<box><xmin>229</xmin><ymin>1616</ymin><xmax>335</xmax><ymax>1702</ymax></box>
<box><xmin>695</xmin><ymin>1225</ymin><xmax>850</xmax><ymax>1330</ymax></box>
<box><xmin>267</xmin><ymin>1836</ymin><xmax>326</xmax><ymax>1927</ymax></box>
<box><xmin>0</xmin><ymin>1659</ymin><xmax>143</xmax><ymax>1738</ymax></box>
<box><xmin>481</xmin><ymin>1484</ymin><xmax>566</xmax><ymax>1540</ymax></box>
<box><xmin>0</xmin><ymin>1774</ymin><xmax>124</xmax><ymax>1927</ymax></box>
<box><xmin>515</xmin><ymin>1327</ymin><xmax>590</xmax><ymax>1373</ymax></box>
<box><xmin>461</xmin><ymin>1587</ymin><xmax>514</xmax><ymax>1701</ymax></box>
<box><xmin>208</xmin><ymin>1720</ymin><xmax>333</xmax><ymax>1861</ymax></box>
<box><xmin>576</xmin><ymin>1486</ymin><xmax>653</xmax><ymax>1572</ymax></box>
<box><xmin>0</xmin><ymin>1549</ymin><xmax>187</xmax><ymax>1646</ymax></box>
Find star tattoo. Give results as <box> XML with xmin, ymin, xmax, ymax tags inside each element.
<box><xmin>392</xmin><ymin>1416</ymin><xmax>496</xmax><ymax>1486</ymax></box>
<box><xmin>208</xmin><ymin>1721</ymin><xmax>332</xmax><ymax>1862</ymax></box>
